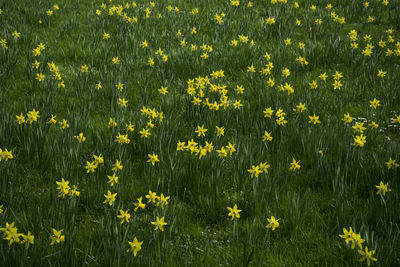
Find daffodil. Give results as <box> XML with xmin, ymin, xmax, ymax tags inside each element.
<box><xmin>151</xmin><ymin>216</ymin><xmax>167</xmax><ymax>231</ymax></box>
<box><xmin>266</xmin><ymin>216</ymin><xmax>280</xmax><ymax>230</ymax></box>
<box><xmin>227</xmin><ymin>204</ymin><xmax>242</xmax><ymax>220</ymax></box>
<box><xmin>127</xmin><ymin>237</ymin><xmax>143</xmax><ymax>256</ymax></box>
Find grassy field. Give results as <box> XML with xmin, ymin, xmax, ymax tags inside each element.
<box><xmin>0</xmin><ymin>0</ymin><xmax>400</xmax><ymax>265</ymax></box>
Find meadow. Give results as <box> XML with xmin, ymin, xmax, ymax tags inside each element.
<box><xmin>0</xmin><ymin>0</ymin><xmax>399</xmax><ymax>265</ymax></box>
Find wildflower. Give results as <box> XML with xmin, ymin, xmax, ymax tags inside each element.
<box><xmin>385</xmin><ymin>157</ymin><xmax>399</xmax><ymax>169</ymax></box>
<box><xmin>117</xmin><ymin>209</ymin><xmax>131</xmax><ymax>224</ymax></box>
<box><xmin>112</xmin><ymin>160</ymin><xmax>123</xmax><ymax>172</ymax></box>
<box><xmin>112</xmin><ymin>57</ymin><xmax>120</xmax><ymax>64</ymax></box>
<box><xmin>263</xmin><ymin>131</ymin><xmax>273</xmax><ymax>142</ymax></box>
<box><xmin>226</xmin><ymin>142</ymin><xmax>236</xmax><ymax>155</ymax></box>
<box><xmin>103</xmin><ymin>190</ymin><xmax>117</xmax><ymax>206</ymax></box>
<box><xmin>93</xmin><ymin>154</ymin><xmax>104</xmax><ymax>164</ymax></box>
<box><xmin>20</xmin><ymin>232</ymin><xmax>34</xmax><ymax>248</ymax></box>
<box><xmin>36</xmin><ymin>73</ymin><xmax>45</xmax><ymax>82</ymax></box>
<box><xmin>12</xmin><ymin>30</ymin><xmax>21</xmax><ymax>39</ymax></box>
<box><xmin>342</xmin><ymin>113</ymin><xmax>354</xmax><ymax>124</ymax></box>
<box><xmin>216</xmin><ymin>126</ymin><xmax>225</xmax><ymax>136</ymax></box>
<box><xmin>118</xmin><ymin>97</ymin><xmax>128</xmax><ymax>107</ymax></box>
<box><xmin>289</xmin><ymin>158</ymin><xmax>301</xmax><ymax>171</ymax></box>
<box><xmin>282</xmin><ymin>68</ymin><xmax>290</xmax><ymax>77</ymax></box>
<box><xmin>375</xmin><ymin>181</ymin><xmax>391</xmax><ymax>196</ymax></box>
<box><xmin>47</xmin><ymin>115</ymin><xmax>57</xmax><ymax>124</ymax></box>
<box><xmin>248</xmin><ymin>165</ymin><xmax>261</xmax><ymax>178</ymax></box>
<box><xmin>148</xmin><ymin>57</ymin><xmax>154</xmax><ymax>66</ymax></box>
<box><xmin>266</xmin><ymin>216</ymin><xmax>280</xmax><ymax>230</ymax></box>
<box><xmin>127</xmin><ymin>237</ymin><xmax>143</xmax><ymax>256</ymax></box>
<box><xmin>115</xmin><ymin>82</ymin><xmax>124</xmax><ymax>91</ymax></box>
<box><xmin>56</xmin><ymin>178</ymin><xmax>70</xmax><ymax>198</ymax></box>
<box><xmin>151</xmin><ymin>216</ymin><xmax>167</xmax><ymax>231</ymax></box>
<box><xmin>0</xmin><ymin>205</ymin><xmax>3</xmax><ymax>214</ymax></box>
<box><xmin>156</xmin><ymin>194</ymin><xmax>170</xmax><ymax>209</ymax></box>
<box><xmin>393</xmin><ymin>114</ymin><xmax>400</xmax><ymax>124</ymax></box>
<box><xmin>264</xmin><ymin>107</ymin><xmax>274</xmax><ymax>118</ymax></box>
<box><xmin>353</xmin><ymin>134</ymin><xmax>366</xmax><ymax>147</ymax></box>
<box><xmin>233</xmin><ymin>100</ymin><xmax>243</xmax><ymax>109</ymax></box>
<box><xmin>158</xmin><ymin>86</ymin><xmax>168</xmax><ymax>95</ymax></box>
<box><xmin>308</xmin><ymin>114</ymin><xmax>320</xmax><ymax>124</ymax></box>
<box><xmin>352</xmin><ymin>122</ymin><xmax>366</xmax><ymax>133</ymax></box>
<box><xmin>134</xmin><ymin>197</ymin><xmax>146</xmax><ymax>211</ymax></box>
<box><xmin>358</xmin><ymin>246</ymin><xmax>377</xmax><ymax>266</ymax></box>
<box><xmin>377</xmin><ymin>70</ymin><xmax>387</xmax><ymax>78</ymax></box>
<box><xmin>369</xmin><ymin>121</ymin><xmax>378</xmax><ymax>129</ymax></box>
<box><xmin>247</xmin><ymin>65</ymin><xmax>256</xmax><ymax>72</ymax></box>
<box><xmin>259</xmin><ymin>162</ymin><xmax>271</xmax><ymax>173</ymax></box>
<box><xmin>102</xmin><ymin>32</ymin><xmax>110</xmax><ymax>40</ymax></box>
<box><xmin>16</xmin><ymin>113</ymin><xmax>26</xmax><ymax>124</ymax></box>
<box><xmin>1</xmin><ymin>149</ymin><xmax>13</xmax><ymax>161</ymax></box>
<box><xmin>195</xmin><ymin>125</ymin><xmax>207</xmax><ymax>137</ymax></box>
<box><xmin>216</xmin><ymin>147</ymin><xmax>228</xmax><ymax>158</ymax></box>
<box><xmin>309</xmin><ymin>80</ymin><xmax>318</xmax><ymax>90</ymax></box>
<box><xmin>293</xmin><ymin>102</ymin><xmax>306</xmax><ymax>113</ymax></box>
<box><xmin>139</xmin><ymin>128</ymin><xmax>151</xmax><ymax>138</ymax></box>
<box><xmin>146</xmin><ymin>190</ymin><xmax>159</xmax><ymax>203</ymax></box>
<box><xmin>141</xmin><ymin>40</ymin><xmax>148</xmax><ymax>48</ymax></box>
<box><xmin>147</xmin><ymin>153</ymin><xmax>160</xmax><ymax>166</ymax></box>
<box><xmin>276</xmin><ymin>116</ymin><xmax>288</xmax><ymax>126</ymax></box>
<box><xmin>80</xmin><ymin>64</ymin><xmax>88</xmax><ymax>73</ymax></box>
<box><xmin>108</xmin><ymin>117</ymin><xmax>117</xmax><ymax>128</ymax></box>
<box><xmin>227</xmin><ymin>204</ymin><xmax>242</xmax><ymax>220</ymax></box>
<box><xmin>332</xmin><ymin>80</ymin><xmax>343</xmax><ymax>90</ymax></box>
<box><xmin>60</xmin><ymin>119</ymin><xmax>69</xmax><ymax>129</ymax></box>
<box><xmin>27</xmin><ymin>109</ymin><xmax>40</xmax><ymax>123</ymax></box>
<box><xmin>369</xmin><ymin>98</ymin><xmax>381</xmax><ymax>109</ymax></box>
<box><xmin>74</xmin><ymin>132</ymin><xmax>86</xmax><ymax>143</ymax></box>
<box><xmin>50</xmin><ymin>229</ymin><xmax>65</xmax><ymax>245</ymax></box>
<box><xmin>125</xmin><ymin>122</ymin><xmax>134</xmax><ymax>133</ymax></box>
<box><xmin>85</xmin><ymin>161</ymin><xmax>98</xmax><ymax>173</ymax></box>
<box><xmin>319</xmin><ymin>72</ymin><xmax>327</xmax><ymax>80</ymax></box>
<box><xmin>107</xmin><ymin>173</ymin><xmax>119</xmax><ymax>186</ymax></box>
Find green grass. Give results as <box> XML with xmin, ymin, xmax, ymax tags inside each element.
<box><xmin>0</xmin><ymin>0</ymin><xmax>400</xmax><ymax>265</ymax></box>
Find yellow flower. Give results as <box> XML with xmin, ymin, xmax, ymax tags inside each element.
<box><xmin>353</xmin><ymin>134</ymin><xmax>366</xmax><ymax>147</ymax></box>
<box><xmin>248</xmin><ymin>165</ymin><xmax>261</xmax><ymax>178</ymax></box>
<box><xmin>74</xmin><ymin>132</ymin><xmax>86</xmax><ymax>143</ymax></box>
<box><xmin>107</xmin><ymin>173</ymin><xmax>119</xmax><ymax>186</ymax></box>
<box><xmin>308</xmin><ymin>114</ymin><xmax>320</xmax><ymax>125</ymax></box>
<box><xmin>112</xmin><ymin>160</ymin><xmax>123</xmax><ymax>172</ymax></box>
<box><xmin>126</xmin><ymin>237</ymin><xmax>143</xmax><ymax>256</ymax></box>
<box><xmin>102</xmin><ymin>32</ymin><xmax>110</xmax><ymax>40</ymax></box>
<box><xmin>16</xmin><ymin>113</ymin><xmax>26</xmax><ymax>124</ymax></box>
<box><xmin>36</xmin><ymin>73</ymin><xmax>45</xmax><ymax>82</ymax></box>
<box><xmin>227</xmin><ymin>204</ymin><xmax>242</xmax><ymax>220</ymax></box>
<box><xmin>145</xmin><ymin>190</ymin><xmax>159</xmax><ymax>203</ymax></box>
<box><xmin>266</xmin><ymin>216</ymin><xmax>280</xmax><ymax>230</ymax></box>
<box><xmin>358</xmin><ymin>246</ymin><xmax>377</xmax><ymax>266</ymax></box>
<box><xmin>103</xmin><ymin>190</ymin><xmax>117</xmax><ymax>206</ymax></box>
<box><xmin>134</xmin><ymin>197</ymin><xmax>146</xmax><ymax>211</ymax></box>
<box><xmin>27</xmin><ymin>109</ymin><xmax>40</xmax><ymax>123</ymax></box>
<box><xmin>289</xmin><ymin>158</ymin><xmax>301</xmax><ymax>171</ymax></box>
<box><xmin>151</xmin><ymin>216</ymin><xmax>167</xmax><ymax>231</ymax></box>
<box><xmin>85</xmin><ymin>161</ymin><xmax>98</xmax><ymax>173</ymax></box>
<box><xmin>50</xmin><ymin>229</ymin><xmax>65</xmax><ymax>245</ymax></box>
<box><xmin>195</xmin><ymin>125</ymin><xmax>207</xmax><ymax>137</ymax></box>
<box><xmin>385</xmin><ymin>158</ymin><xmax>399</xmax><ymax>169</ymax></box>
<box><xmin>375</xmin><ymin>181</ymin><xmax>391</xmax><ymax>196</ymax></box>
<box><xmin>262</xmin><ymin>131</ymin><xmax>273</xmax><ymax>142</ymax></box>
<box><xmin>147</xmin><ymin>153</ymin><xmax>160</xmax><ymax>166</ymax></box>
<box><xmin>80</xmin><ymin>64</ymin><xmax>88</xmax><ymax>73</ymax></box>
<box><xmin>117</xmin><ymin>209</ymin><xmax>131</xmax><ymax>224</ymax></box>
